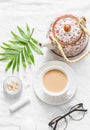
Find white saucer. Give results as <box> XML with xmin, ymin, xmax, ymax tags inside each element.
<box><xmin>33</xmin><ymin>61</ymin><xmax>77</xmax><ymax>105</ymax></box>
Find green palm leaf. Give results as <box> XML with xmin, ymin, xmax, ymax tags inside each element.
<box><xmin>30</xmin><ymin>41</ymin><xmax>43</xmax><ymax>55</ymax></box>
<box><xmin>0</xmin><ymin>24</ymin><xmax>43</xmax><ymax>72</ymax></box>
<box><xmin>3</xmin><ymin>42</ymin><xmax>11</xmax><ymax>47</ymax></box>
<box><xmin>17</xmin><ymin>26</ymin><xmax>27</xmax><ymax>39</ymax></box>
<box><xmin>11</xmin><ymin>31</ymin><xmax>27</xmax><ymax>43</ymax></box>
<box><xmin>0</xmin><ymin>57</ymin><xmax>10</xmax><ymax>61</ymax></box>
<box><xmin>24</xmin><ymin>47</ymin><xmax>32</xmax><ymax>64</ymax></box>
<box><xmin>26</xmin><ymin>24</ymin><xmax>31</xmax><ymax>37</ymax></box>
<box><xmin>31</xmin><ymin>37</ymin><xmax>38</xmax><ymax>44</ymax></box>
<box><xmin>21</xmin><ymin>50</ymin><xmax>26</xmax><ymax>68</ymax></box>
<box><xmin>5</xmin><ymin>59</ymin><xmax>13</xmax><ymax>72</ymax></box>
<box><xmin>27</xmin><ymin>44</ymin><xmax>35</xmax><ymax>64</ymax></box>
<box><xmin>12</xmin><ymin>57</ymin><xmax>16</xmax><ymax>73</ymax></box>
<box><xmin>9</xmin><ymin>40</ymin><xmax>26</xmax><ymax>46</ymax></box>
<box><xmin>0</xmin><ymin>53</ymin><xmax>17</xmax><ymax>60</ymax></box>
<box><xmin>17</xmin><ymin>54</ymin><xmax>20</xmax><ymax>72</ymax></box>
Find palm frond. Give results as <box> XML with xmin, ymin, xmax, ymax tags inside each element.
<box><xmin>0</xmin><ymin>24</ymin><xmax>43</xmax><ymax>72</ymax></box>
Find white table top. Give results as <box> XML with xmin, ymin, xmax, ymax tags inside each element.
<box><xmin>0</xmin><ymin>0</ymin><xmax>90</xmax><ymax>129</ymax></box>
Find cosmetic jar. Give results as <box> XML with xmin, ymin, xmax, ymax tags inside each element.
<box><xmin>3</xmin><ymin>76</ymin><xmax>22</xmax><ymax>98</ymax></box>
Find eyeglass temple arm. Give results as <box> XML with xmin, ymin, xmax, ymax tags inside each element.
<box><xmin>74</xmin><ymin>109</ymin><xmax>88</xmax><ymax>112</ymax></box>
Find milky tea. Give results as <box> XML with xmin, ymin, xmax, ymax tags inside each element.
<box><xmin>43</xmin><ymin>69</ymin><xmax>67</xmax><ymax>93</ymax></box>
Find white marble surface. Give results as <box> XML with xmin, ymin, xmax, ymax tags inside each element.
<box><xmin>0</xmin><ymin>0</ymin><xmax>90</xmax><ymax>129</ymax></box>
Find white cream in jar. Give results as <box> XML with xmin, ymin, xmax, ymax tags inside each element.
<box><xmin>3</xmin><ymin>76</ymin><xmax>22</xmax><ymax>98</ymax></box>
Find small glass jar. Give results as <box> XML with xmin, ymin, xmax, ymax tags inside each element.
<box><xmin>3</xmin><ymin>76</ymin><xmax>22</xmax><ymax>98</ymax></box>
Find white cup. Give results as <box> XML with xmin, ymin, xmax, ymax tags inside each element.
<box><xmin>39</xmin><ymin>65</ymin><xmax>71</xmax><ymax>99</ymax></box>
<box><xmin>33</xmin><ymin>61</ymin><xmax>77</xmax><ymax>105</ymax></box>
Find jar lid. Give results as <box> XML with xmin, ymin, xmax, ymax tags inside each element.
<box><xmin>51</xmin><ymin>14</ymin><xmax>83</xmax><ymax>45</ymax></box>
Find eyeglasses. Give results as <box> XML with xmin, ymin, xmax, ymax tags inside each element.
<box><xmin>48</xmin><ymin>103</ymin><xmax>87</xmax><ymax>130</ymax></box>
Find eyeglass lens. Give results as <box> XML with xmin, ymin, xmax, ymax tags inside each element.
<box><xmin>69</xmin><ymin>103</ymin><xmax>85</xmax><ymax>121</ymax></box>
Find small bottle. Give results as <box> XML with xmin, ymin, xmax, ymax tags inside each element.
<box><xmin>3</xmin><ymin>76</ymin><xmax>22</xmax><ymax>99</ymax></box>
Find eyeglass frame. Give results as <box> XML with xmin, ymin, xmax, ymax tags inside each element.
<box><xmin>48</xmin><ymin>103</ymin><xmax>88</xmax><ymax>130</ymax></box>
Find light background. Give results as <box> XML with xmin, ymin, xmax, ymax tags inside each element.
<box><xmin>0</xmin><ymin>0</ymin><xmax>90</xmax><ymax>129</ymax></box>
